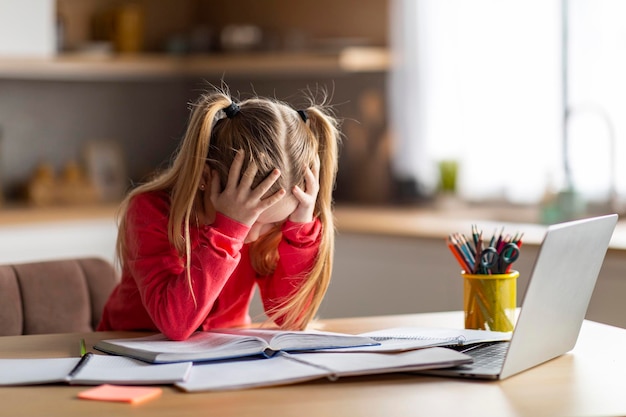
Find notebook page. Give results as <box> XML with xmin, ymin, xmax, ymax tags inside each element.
<box><xmin>0</xmin><ymin>358</ymin><xmax>78</xmax><ymax>385</ymax></box>
<box><xmin>330</xmin><ymin>327</ymin><xmax>512</xmax><ymax>352</ymax></box>
<box><xmin>70</xmin><ymin>355</ymin><xmax>192</xmax><ymax>385</ymax></box>
<box><xmin>287</xmin><ymin>348</ymin><xmax>473</xmax><ymax>378</ymax></box>
<box><xmin>99</xmin><ymin>331</ymin><xmax>258</xmax><ymax>354</ymax></box>
<box><xmin>176</xmin><ymin>354</ymin><xmax>329</xmax><ymax>392</ymax></box>
<box><xmin>214</xmin><ymin>328</ymin><xmax>378</xmax><ymax>351</ymax></box>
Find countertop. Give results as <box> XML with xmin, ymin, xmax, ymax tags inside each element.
<box><xmin>0</xmin><ymin>202</ymin><xmax>624</xmax><ymax>250</ymax></box>
<box><xmin>333</xmin><ymin>204</ymin><xmax>626</xmax><ymax>249</ymax></box>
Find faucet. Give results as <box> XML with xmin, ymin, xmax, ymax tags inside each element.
<box><xmin>561</xmin><ymin>1</ymin><xmax>621</xmax><ymax>216</ymax></box>
<box><xmin>564</xmin><ymin>103</ymin><xmax>620</xmax><ymax>214</ymax></box>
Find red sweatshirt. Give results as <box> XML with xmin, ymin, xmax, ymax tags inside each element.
<box><xmin>98</xmin><ymin>190</ymin><xmax>321</xmax><ymax>340</ymax></box>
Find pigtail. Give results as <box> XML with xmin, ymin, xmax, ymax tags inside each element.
<box><xmin>266</xmin><ymin>104</ymin><xmax>341</xmax><ymax>329</ymax></box>
<box><xmin>250</xmin><ymin>225</ymin><xmax>282</xmax><ymax>275</ymax></box>
<box><xmin>168</xmin><ymin>93</ymin><xmax>231</xmax><ymax>254</ymax></box>
<box><xmin>169</xmin><ymin>93</ymin><xmax>232</xmax><ymax>305</ymax></box>
<box><xmin>115</xmin><ymin>90</ymin><xmax>233</xmax><ymax>306</ymax></box>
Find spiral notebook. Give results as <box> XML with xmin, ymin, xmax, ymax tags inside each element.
<box><xmin>421</xmin><ymin>213</ymin><xmax>618</xmax><ymax>380</ymax></box>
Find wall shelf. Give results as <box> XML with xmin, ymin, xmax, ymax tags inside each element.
<box><xmin>0</xmin><ymin>47</ymin><xmax>390</xmax><ymax>81</ymax></box>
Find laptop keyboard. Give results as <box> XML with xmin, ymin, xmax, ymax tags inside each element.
<box><xmin>447</xmin><ymin>341</ymin><xmax>509</xmax><ymax>371</ymax></box>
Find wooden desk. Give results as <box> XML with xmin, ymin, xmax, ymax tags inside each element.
<box><xmin>1</xmin><ymin>311</ymin><xmax>625</xmax><ymax>417</ymax></box>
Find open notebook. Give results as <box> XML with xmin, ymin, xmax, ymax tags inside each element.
<box><xmin>175</xmin><ymin>348</ymin><xmax>472</xmax><ymax>392</ymax></box>
<box><xmin>95</xmin><ymin>328</ymin><xmax>379</xmax><ymax>363</ymax></box>
<box><xmin>0</xmin><ymin>354</ymin><xmax>191</xmax><ymax>386</ymax></box>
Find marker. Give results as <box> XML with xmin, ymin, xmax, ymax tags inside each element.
<box><xmin>79</xmin><ymin>338</ymin><xmax>87</xmax><ymax>357</ymax></box>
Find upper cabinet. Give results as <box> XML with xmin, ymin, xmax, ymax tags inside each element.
<box><xmin>0</xmin><ymin>0</ymin><xmax>390</xmax><ymax>80</ymax></box>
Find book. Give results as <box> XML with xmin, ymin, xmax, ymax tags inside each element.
<box><xmin>94</xmin><ymin>328</ymin><xmax>379</xmax><ymax>364</ymax></box>
<box><xmin>0</xmin><ymin>354</ymin><xmax>192</xmax><ymax>386</ymax></box>
<box><xmin>175</xmin><ymin>347</ymin><xmax>473</xmax><ymax>392</ymax></box>
<box><xmin>328</xmin><ymin>326</ymin><xmax>512</xmax><ymax>353</ymax></box>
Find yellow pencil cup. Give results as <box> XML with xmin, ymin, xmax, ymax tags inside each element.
<box><xmin>462</xmin><ymin>270</ymin><xmax>518</xmax><ymax>332</ymax></box>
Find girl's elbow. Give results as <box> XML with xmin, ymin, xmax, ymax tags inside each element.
<box><xmin>161</xmin><ymin>326</ymin><xmax>195</xmax><ymax>341</ymax></box>
<box><xmin>153</xmin><ymin>314</ymin><xmax>198</xmax><ymax>340</ymax></box>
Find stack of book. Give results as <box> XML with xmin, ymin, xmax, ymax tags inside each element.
<box><xmin>1</xmin><ymin>327</ymin><xmax>510</xmax><ymax>392</ymax></box>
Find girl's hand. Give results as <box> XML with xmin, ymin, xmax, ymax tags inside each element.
<box><xmin>210</xmin><ymin>150</ymin><xmax>286</xmax><ymax>226</ymax></box>
<box><xmin>289</xmin><ymin>156</ymin><xmax>320</xmax><ymax>223</ymax></box>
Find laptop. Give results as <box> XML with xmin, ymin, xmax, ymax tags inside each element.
<box><xmin>422</xmin><ymin>213</ymin><xmax>618</xmax><ymax>380</ymax></box>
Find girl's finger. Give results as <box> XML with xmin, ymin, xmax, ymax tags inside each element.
<box><xmin>252</xmin><ymin>169</ymin><xmax>281</xmax><ymax>199</ymax></box>
<box><xmin>239</xmin><ymin>159</ymin><xmax>258</xmax><ymax>189</ymax></box>
<box><xmin>259</xmin><ymin>188</ymin><xmax>286</xmax><ymax>210</ymax></box>
<box><xmin>209</xmin><ymin>171</ymin><xmax>221</xmax><ymax>203</ymax></box>
<box><xmin>292</xmin><ymin>184</ymin><xmax>307</xmax><ymax>203</ymax></box>
<box><xmin>303</xmin><ymin>166</ymin><xmax>319</xmax><ymax>196</ymax></box>
<box><xmin>312</xmin><ymin>155</ymin><xmax>321</xmax><ymax>177</ymax></box>
<box><xmin>226</xmin><ymin>149</ymin><xmax>245</xmax><ymax>189</ymax></box>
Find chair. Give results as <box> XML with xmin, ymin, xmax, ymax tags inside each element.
<box><xmin>0</xmin><ymin>257</ymin><xmax>119</xmax><ymax>336</ymax></box>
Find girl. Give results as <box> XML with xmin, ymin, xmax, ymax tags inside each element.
<box><xmin>98</xmin><ymin>88</ymin><xmax>341</xmax><ymax>340</ymax></box>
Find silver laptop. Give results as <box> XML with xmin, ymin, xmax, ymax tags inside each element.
<box><xmin>422</xmin><ymin>213</ymin><xmax>618</xmax><ymax>380</ymax></box>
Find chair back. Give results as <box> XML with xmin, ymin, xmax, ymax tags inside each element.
<box><xmin>0</xmin><ymin>258</ymin><xmax>119</xmax><ymax>335</ymax></box>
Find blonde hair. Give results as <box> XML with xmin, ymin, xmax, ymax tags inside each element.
<box><xmin>115</xmin><ymin>87</ymin><xmax>341</xmax><ymax>330</ymax></box>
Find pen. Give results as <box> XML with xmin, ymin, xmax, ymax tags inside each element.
<box><xmin>447</xmin><ymin>236</ymin><xmax>473</xmax><ymax>272</ymax></box>
<box><xmin>473</xmin><ymin>232</ymin><xmax>483</xmax><ymax>274</ymax></box>
<box><xmin>68</xmin><ymin>352</ymin><xmax>93</xmax><ymax>378</ymax></box>
<box><xmin>489</xmin><ymin>228</ymin><xmax>497</xmax><ymax>247</ymax></box>
<box><xmin>454</xmin><ymin>234</ymin><xmax>476</xmax><ymax>270</ymax></box>
<box><xmin>458</xmin><ymin>233</ymin><xmax>476</xmax><ymax>258</ymax></box>
<box><xmin>472</xmin><ymin>224</ymin><xmax>480</xmax><ymax>250</ymax></box>
<box><xmin>67</xmin><ymin>338</ymin><xmax>92</xmax><ymax>378</ymax></box>
<box><xmin>448</xmin><ymin>226</ymin><xmax>522</xmax><ymax>276</ymax></box>
<box><xmin>495</xmin><ymin>228</ymin><xmax>504</xmax><ymax>252</ymax></box>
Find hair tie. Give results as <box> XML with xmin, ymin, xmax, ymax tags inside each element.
<box><xmin>296</xmin><ymin>109</ymin><xmax>308</xmax><ymax>123</ymax></box>
<box><xmin>223</xmin><ymin>102</ymin><xmax>240</xmax><ymax>118</ymax></box>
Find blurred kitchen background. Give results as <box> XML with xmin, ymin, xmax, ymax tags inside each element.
<box><xmin>2</xmin><ymin>0</ymin><xmax>626</xmax><ymax>326</ymax></box>
<box><xmin>0</xmin><ymin>0</ymin><xmax>392</xmax><ymax>207</ymax></box>
<box><xmin>1</xmin><ymin>0</ymin><xmax>624</xmax><ymax>218</ymax></box>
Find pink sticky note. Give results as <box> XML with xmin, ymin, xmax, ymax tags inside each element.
<box><xmin>77</xmin><ymin>384</ymin><xmax>162</xmax><ymax>404</ymax></box>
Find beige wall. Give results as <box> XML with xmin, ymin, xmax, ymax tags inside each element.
<box><xmin>0</xmin><ymin>73</ymin><xmax>386</xmax><ymax>200</ymax></box>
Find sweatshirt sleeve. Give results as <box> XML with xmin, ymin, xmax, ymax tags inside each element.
<box><xmin>124</xmin><ymin>194</ymin><xmax>249</xmax><ymax>340</ymax></box>
<box><xmin>256</xmin><ymin>218</ymin><xmax>322</xmax><ymax>320</ymax></box>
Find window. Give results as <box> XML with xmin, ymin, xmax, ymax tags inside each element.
<box><xmin>390</xmin><ymin>0</ymin><xmax>623</xmax><ymax>209</ymax></box>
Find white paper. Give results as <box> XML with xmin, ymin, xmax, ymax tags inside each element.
<box><xmin>176</xmin><ymin>348</ymin><xmax>472</xmax><ymax>392</ymax></box>
<box><xmin>176</xmin><ymin>354</ymin><xmax>328</xmax><ymax>392</ymax></box>
<box><xmin>330</xmin><ymin>326</ymin><xmax>512</xmax><ymax>352</ymax></box>
<box><xmin>70</xmin><ymin>355</ymin><xmax>192</xmax><ymax>385</ymax></box>
<box><xmin>95</xmin><ymin>329</ymin><xmax>378</xmax><ymax>363</ymax></box>
<box><xmin>288</xmin><ymin>348</ymin><xmax>472</xmax><ymax>377</ymax></box>
<box><xmin>0</xmin><ymin>357</ymin><xmax>77</xmax><ymax>385</ymax></box>
<box><xmin>0</xmin><ymin>355</ymin><xmax>191</xmax><ymax>386</ymax></box>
